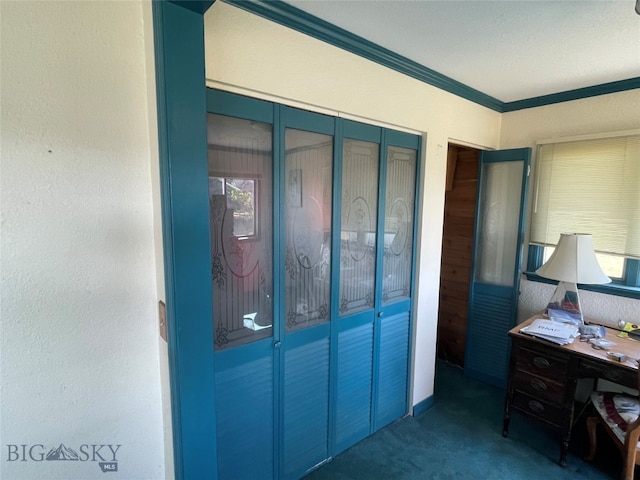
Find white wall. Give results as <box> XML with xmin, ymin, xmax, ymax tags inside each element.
<box><xmin>500</xmin><ymin>90</ymin><xmax>640</xmax><ymax>327</ymax></box>
<box><xmin>0</xmin><ymin>2</ymin><xmax>167</xmax><ymax>479</ymax></box>
<box><xmin>204</xmin><ymin>1</ymin><xmax>503</xmax><ymax>406</ymax></box>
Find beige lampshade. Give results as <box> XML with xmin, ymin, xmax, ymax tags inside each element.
<box><xmin>535</xmin><ymin>233</ymin><xmax>611</xmax><ymax>285</ymax></box>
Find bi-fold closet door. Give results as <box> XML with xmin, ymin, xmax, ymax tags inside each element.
<box><xmin>207</xmin><ymin>89</ymin><xmax>420</xmax><ymax>480</ymax></box>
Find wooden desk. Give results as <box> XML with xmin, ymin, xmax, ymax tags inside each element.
<box><xmin>503</xmin><ymin>315</ymin><xmax>640</xmax><ymax>467</ymax></box>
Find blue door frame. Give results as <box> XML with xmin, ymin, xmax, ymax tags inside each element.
<box><xmin>153</xmin><ymin>1</ymin><xmax>217</xmax><ymax>479</ymax></box>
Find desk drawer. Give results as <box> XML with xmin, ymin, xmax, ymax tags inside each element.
<box><xmin>512</xmin><ymin>390</ymin><xmax>564</xmax><ymax>427</ymax></box>
<box><xmin>515</xmin><ymin>345</ymin><xmax>569</xmax><ymax>382</ymax></box>
<box><xmin>578</xmin><ymin>358</ymin><xmax>636</xmax><ymax>389</ymax></box>
<box><xmin>513</xmin><ymin>370</ymin><xmax>566</xmax><ymax>404</ymax></box>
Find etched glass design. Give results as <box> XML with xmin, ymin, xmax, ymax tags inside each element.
<box><xmin>475</xmin><ymin>160</ymin><xmax>524</xmax><ymax>286</ymax></box>
<box><xmin>339</xmin><ymin>139</ymin><xmax>379</xmax><ymax>316</ymax></box>
<box><xmin>208</xmin><ymin>114</ymin><xmax>273</xmax><ymax>349</ymax></box>
<box><xmin>382</xmin><ymin>146</ymin><xmax>416</xmax><ymax>304</ymax></box>
<box><xmin>284</xmin><ymin>129</ymin><xmax>333</xmax><ymax>331</ymax></box>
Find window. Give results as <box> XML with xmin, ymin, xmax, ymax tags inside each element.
<box><xmin>527</xmin><ymin>132</ymin><xmax>640</xmax><ymax>297</ymax></box>
<box><xmin>209</xmin><ymin>177</ymin><xmax>258</xmax><ymax>239</ymax></box>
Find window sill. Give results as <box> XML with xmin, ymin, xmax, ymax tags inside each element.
<box><xmin>523</xmin><ymin>272</ymin><xmax>640</xmax><ymax>300</ymax></box>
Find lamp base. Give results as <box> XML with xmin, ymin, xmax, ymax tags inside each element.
<box><xmin>544</xmin><ymin>281</ymin><xmax>584</xmax><ymax>326</ymax></box>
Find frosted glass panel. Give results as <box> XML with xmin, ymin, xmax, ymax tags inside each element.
<box><xmin>382</xmin><ymin>146</ymin><xmax>416</xmax><ymax>304</ymax></box>
<box><xmin>207</xmin><ymin>114</ymin><xmax>273</xmax><ymax>349</ymax></box>
<box><xmin>339</xmin><ymin>139</ymin><xmax>379</xmax><ymax>316</ymax></box>
<box><xmin>285</xmin><ymin>129</ymin><xmax>333</xmax><ymax>332</ymax></box>
<box><xmin>475</xmin><ymin>161</ymin><xmax>524</xmax><ymax>286</ymax></box>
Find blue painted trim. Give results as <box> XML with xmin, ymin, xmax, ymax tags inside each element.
<box><xmin>153</xmin><ymin>2</ymin><xmax>217</xmax><ymax>479</ymax></box>
<box><xmin>169</xmin><ymin>0</ymin><xmax>215</xmax><ymax>14</ymax></box>
<box><xmin>408</xmin><ymin>132</ymin><xmax>423</xmax><ymax>416</ymax></box>
<box><xmin>285</xmin><ymin>321</ymin><xmax>332</xmax><ymax>348</ymax></box>
<box><xmin>626</xmin><ymin>259</ymin><xmax>640</xmax><ymax>287</ymax></box>
<box><xmin>206</xmin><ymin>88</ymin><xmax>273</xmax><ymax>123</ymax></box>
<box><xmin>328</xmin><ymin>117</ymin><xmax>343</xmax><ymax>459</ymax></box>
<box><xmin>524</xmin><ymin>272</ymin><xmax>640</xmax><ymax>300</ymax></box>
<box><xmin>503</xmin><ymin>77</ymin><xmax>640</xmax><ymax>112</ymax></box>
<box><xmin>274</xmin><ymin>103</ymin><xmax>285</xmax><ymax>480</ymax></box>
<box><xmin>223</xmin><ymin>0</ymin><xmax>503</xmax><ymax>112</ymax></box>
<box><xmin>380</xmin><ymin>298</ymin><xmax>412</xmax><ymax>317</ymax></box>
<box><xmin>337</xmin><ymin>310</ymin><xmax>376</xmax><ymax>331</ymax></box>
<box><xmin>282</xmin><ymin>105</ymin><xmax>334</xmax><ymax>134</ymax></box>
<box><xmin>152</xmin><ymin>5</ymin><xmax>184</xmax><ymax>476</ymax></box>
<box><xmin>526</xmin><ymin>244</ymin><xmax>543</xmax><ymax>272</ymax></box>
<box><xmin>385</xmin><ymin>129</ymin><xmax>420</xmax><ymax>150</ymax></box>
<box><xmin>412</xmin><ymin>395</ymin><xmax>435</xmax><ymax>418</ymax></box>
<box><xmin>582</xmin><ymin>283</ymin><xmax>640</xmax><ymax>300</ymax></box>
<box><xmin>220</xmin><ymin>1</ymin><xmax>639</xmax><ymax>113</ymax></box>
<box><xmin>526</xmin><ymin>245</ymin><xmax>640</xmax><ymax>300</ymax></box>
<box><xmin>514</xmin><ymin>149</ymin><xmax>532</xmax><ymax>292</ymax></box>
<box><xmin>213</xmin><ymin>338</ymin><xmax>274</xmax><ymax>371</ymax></box>
<box><xmin>370</xmin><ymin>129</ymin><xmax>389</xmax><ymax>433</ymax></box>
<box><xmin>343</xmin><ymin>119</ymin><xmax>381</xmax><ymax>143</ymax></box>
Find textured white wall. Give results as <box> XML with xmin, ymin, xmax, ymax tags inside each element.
<box><xmin>0</xmin><ymin>2</ymin><xmax>166</xmax><ymax>479</ymax></box>
<box><xmin>500</xmin><ymin>91</ymin><xmax>640</xmax><ymax>327</ymax></box>
<box><xmin>203</xmin><ymin>1</ymin><xmax>503</xmax><ymax>406</ymax></box>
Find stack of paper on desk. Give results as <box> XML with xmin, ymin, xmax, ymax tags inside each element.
<box><xmin>520</xmin><ymin>318</ymin><xmax>580</xmax><ymax>345</ymax></box>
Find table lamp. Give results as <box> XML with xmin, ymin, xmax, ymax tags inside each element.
<box><xmin>535</xmin><ymin>233</ymin><xmax>611</xmax><ymax>325</ymax></box>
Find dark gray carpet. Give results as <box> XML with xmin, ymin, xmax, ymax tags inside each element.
<box><xmin>306</xmin><ymin>361</ymin><xmax>622</xmax><ymax>480</ymax></box>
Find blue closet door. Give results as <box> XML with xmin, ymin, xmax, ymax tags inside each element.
<box><xmin>373</xmin><ymin>132</ymin><xmax>419</xmax><ymax>431</ymax></box>
<box><xmin>206</xmin><ymin>92</ymin><xmax>278</xmax><ymax>480</ymax></box>
<box><xmin>205</xmin><ymin>91</ymin><xmax>422</xmax><ymax>479</ymax></box>
<box><xmin>465</xmin><ymin>148</ymin><xmax>531</xmax><ymax>388</ymax></box>
<box><xmin>334</xmin><ymin>122</ymin><xmax>381</xmax><ymax>454</ymax></box>
<box><xmin>375</xmin><ymin>308</ymin><xmax>411</xmax><ymax>428</ymax></box>
<box><xmin>281</xmin><ymin>108</ymin><xmax>334</xmax><ymax>479</ymax></box>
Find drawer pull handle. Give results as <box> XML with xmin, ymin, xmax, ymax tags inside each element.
<box><xmin>530</xmin><ymin>378</ymin><xmax>547</xmax><ymax>391</ymax></box>
<box><xmin>604</xmin><ymin>369</ymin><xmax>623</xmax><ymax>381</ymax></box>
<box><xmin>533</xmin><ymin>356</ymin><xmax>551</xmax><ymax>369</ymax></box>
<box><xmin>528</xmin><ymin>400</ymin><xmax>545</xmax><ymax>413</ymax></box>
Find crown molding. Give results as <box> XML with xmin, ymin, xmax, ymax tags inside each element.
<box><xmin>503</xmin><ymin>77</ymin><xmax>640</xmax><ymax>112</ymax></box>
<box><xmin>223</xmin><ymin>0</ymin><xmax>504</xmax><ymax>112</ymax></box>
<box><xmin>221</xmin><ymin>0</ymin><xmax>640</xmax><ymax>113</ymax></box>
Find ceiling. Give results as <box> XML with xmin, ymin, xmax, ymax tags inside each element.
<box><xmin>283</xmin><ymin>0</ymin><xmax>640</xmax><ymax>103</ymax></box>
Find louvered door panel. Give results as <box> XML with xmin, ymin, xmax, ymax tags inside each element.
<box><xmin>335</xmin><ymin>317</ymin><xmax>374</xmax><ymax>454</ymax></box>
<box><xmin>283</xmin><ymin>333</ymin><xmax>330</xmax><ymax>479</ymax></box>
<box><xmin>215</xmin><ymin>344</ymin><xmax>274</xmax><ymax>480</ymax></box>
<box><xmin>464</xmin><ymin>284</ymin><xmax>513</xmax><ymax>385</ymax></box>
<box><xmin>375</xmin><ymin>311</ymin><xmax>410</xmax><ymax>429</ymax></box>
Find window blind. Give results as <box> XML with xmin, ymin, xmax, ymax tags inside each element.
<box><xmin>530</xmin><ymin>134</ymin><xmax>640</xmax><ymax>259</ymax></box>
